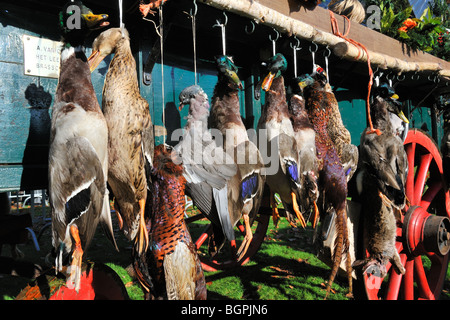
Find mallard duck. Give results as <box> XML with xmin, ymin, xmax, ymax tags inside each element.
<box><xmin>354</xmin><ymin>83</ymin><xmax>408</xmax><ymax>277</ymax></box>
<box><xmin>49</xmin><ymin>1</ymin><xmax>114</xmax><ymax>292</ymax></box>
<box><xmin>313</xmin><ymin>65</ymin><xmax>358</xmax><ymax>182</ymax></box>
<box><xmin>289</xmin><ymin>75</ymin><xmax>320</xmax><ymax>227</ymax></box>
<box><xmin>209</xmin><ymin>55</ymin><xmax>265</xmax><ymax>259</ymax></box>
<box><xmin>88</xmin><ymin>27</ymin><xmax>154</xmax><ymax>259</ymax></box>
<box><xmin>175</xmin><ymin>84</ymin><xmax>237</xmax><ymax>250</ymax></box>
<box><xmin>302</xmin><ymin>73</ymin><xmax>353</xmax><ymax>299</ymax></box>
<box><xmin>256</xmin><ymin>53</ymin><xmax>306</xmax><ymax>228</ymax></box>
<box><xmin>145</xmin><ymin>144</ymin><xmax>206</xmax><ymax>300</ymax></box>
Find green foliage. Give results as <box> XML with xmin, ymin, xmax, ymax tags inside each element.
<box><xmin>364</xmin><ymin>0</ymin><xmax>450</xmax><ymax>60</ymax></box>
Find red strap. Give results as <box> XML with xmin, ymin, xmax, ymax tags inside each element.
<box><xmin>329</xmin><ymin>10</ymin><xmax>381</xmax><ymax>136</ymax></box>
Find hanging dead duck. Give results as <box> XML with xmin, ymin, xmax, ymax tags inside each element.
<box><xmin>289</xmin><ymin>75</ymin><xmax>320</xmax><ymax>228</ymax></box>
<box><xmin>256</xmin><ymin>53</ymin><xmax>306</xmax><ymax>228</ymax></box>
<box><xmin>49</xmin><ymin>1</ymin><xmax>115</xmax><ymax>292</ymax></box>
<box><xmin>354</xmin><ymin>83</ymin><xmax>408</xmax><ymax>278</ymax></box>
<box><xmin>88</xmin><ymin>27</ymin><xmax>154</xmax><ymax>257</ymax></box>
<box><xmin>175</xmin><ymin>84</ymin><xmax>237</xmax><ymax>253</ymax></box>
<box><xmin>209</xmin><ymin>55</ymin><xmax>265</xmax><ymax>260</ymax></box>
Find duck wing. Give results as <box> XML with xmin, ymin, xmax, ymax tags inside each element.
<box><xmin>49</xmin><ymin>135</ymin><xmax>117</xmax><ymax>251</ymax></box>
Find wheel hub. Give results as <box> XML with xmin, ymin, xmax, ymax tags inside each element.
<box><xmin>403</xmin><ymin>205</ymin><xmax>450</xmax><ymax>256</ymax></box>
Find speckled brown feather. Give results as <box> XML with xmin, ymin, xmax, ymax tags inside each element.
<box><xmin>304</xmin><ymin>80</ymin><xmax>352</xmax><ymax>298</ymax></box>
<box><xmin>146</xmin><ymin>145</ymin><xmax>206</xmax><ymax>300</ymax></box>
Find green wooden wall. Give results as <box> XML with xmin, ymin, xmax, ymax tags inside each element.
<box><xmin>0</xmin><ymin>3</ymin><xmax>443</xmax><ymax>192</ymax></box>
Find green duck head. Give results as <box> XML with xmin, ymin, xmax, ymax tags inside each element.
<box><xmin>295</xmin><ymin>73</ymin><xmax>315</xmax><ymax>92</ymax></box>
<box><xmin>59</xmin><ymin>1</ymin><xmax>109</xmax><ymax>47</ymax></box>
<box><xmin>261</xmin><ymin>53</ymin><xmax>287</xmax><ymax>91</ymax></box>
<box><xmin>215</xmin><ymin>55</ymin><xmax>243</xmax><ymax>90</ymax></box>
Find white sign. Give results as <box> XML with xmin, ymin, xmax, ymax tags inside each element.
<box><xmin>23</xmin><ymin>35</ymin><xmax>63</xmax><ymax>79</ymax></box>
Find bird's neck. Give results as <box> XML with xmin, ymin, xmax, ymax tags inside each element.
<box><xmin>371</xmin><ymin>98</ymin><xmax>393</xmax><ymax>132</ymax></box>
<box><xmin>262</xmin><ymin>76</ymin><xmax>289</xmax><ymax>119</ymax></box>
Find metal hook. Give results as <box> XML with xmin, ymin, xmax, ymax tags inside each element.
<box><xmin>411</xmin><ymin>71</ymin><xmax>420</xmax><ymax>81</ymax></box>
<box><xmin>289</xmin><ymin>36</ymin><xmax>301</xmax><ymax>50</ymax></box>
<box><xmin>309</xmin><ymin>42</ymin><xmax>318</xmax><ymax>53</ymax></box>
<box><xmin>268</xmin><ymin>28</ymin><xmax>280</xmax><ymax>42</ymax></box>
<box><xmin>213</xmin><ymin>12</ymin><xmax>228</xmax><ymax>28</ymax></box>
<box><xmin>397</xmin><ymin>73</ymin><xmax>405</xmax><ymax>82</ymax></box>
<box><xmin>323</xmin><ymin>46</ymin><xmax>331</xmax><ymax>57</ymax></box>
<box><xmin>189</xmin><ymin>0</ymin><xmax>197</xmax><ymax>16</ymax></box>
<box><xmin>245</xmin><ymin>20</ymin><xmax>256</xmax><ymax>35</ymax></box>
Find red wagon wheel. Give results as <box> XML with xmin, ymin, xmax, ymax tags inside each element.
<box><xmin>186</xmin><ymin>207</ymin><xmax>270</xmax><ymax>272</ymax></box>
<box><xmin>361</xmin><ymin>129</ymin><xmax>450</xmax><ymax>300</ymax></box>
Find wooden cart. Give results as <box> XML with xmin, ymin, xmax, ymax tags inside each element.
<box><xmin>1</xmin><ymin>0</ymin><xmax>449</xmax><ymax>300</ymax></box>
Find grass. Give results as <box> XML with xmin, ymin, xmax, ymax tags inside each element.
<box><xmin>1</xmin><ymin>202</ymin><xmax>450</xmax><ymax>300</ymax></box>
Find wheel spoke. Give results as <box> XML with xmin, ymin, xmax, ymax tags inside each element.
<box><xmin>405</xmin><ymin>142</ymin><xmax>416</xmax><ymax>204</ymax></box>
<box><xmin>420</xmin><ymin>180</ymin><xmax>443</xmax><ymax>212</ymax></box>
<box><xmin>403</xmin><ymin>259</ymin><xmax>415</xmax><ymax>300</ymax></box>
<box><xmin>386</xmin><ymin>253</ymin><xmax>407</xmax><ymax>300</ymax></box>
<box><xmin>414</xmin><ymin>153</ymin><xmax>433</xmax><ymax>203</ymax></box>
<box><xmin>414</xmin><ymin>256</ymin><xmax>434</xmax><ymax>300</ymax></box>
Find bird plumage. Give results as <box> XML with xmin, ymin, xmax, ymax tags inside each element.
<box><xmin>49</xmin><ymin>2</ymin><xmax>115</xmax><ymax>292</ymax></box>
<box><xmin>175</xmin><ymin>84</ymin><xmax>237</xmax><ymax>244</ymax></box>
<box><xmin>209</xmin><ymin>55</ymin><xmax>265</xmax><ymax>260</ymax></box>
<box><xmin>146</xmin><ymin>144</ymin><xmax>206</xmax><ymax>300</ymax></box>
<box><xmin>256</xmin><ymin>53</ymin><xmax>307</xmax><ymax>228</ymax></box>
<box><xmin>354</xmin><ymin>83</ymin><xmax>408</xmax><ymax>277</ymax></box>
<box><xmin>88</xmin><ymin>27</ymin><xmax>154</xmax><ymax>256</ymax></box>
<box><xmin>288</xmin><ymin>79</ymin><xmax>320</xmax><ymax>227</ymax></box>
<box><xmin>313</xmin><ymin>65</ymin><xmax>358</xmax><ymax>182</ymax></box>
<box><xmin>302</xmin><ymin>72</ymin><xmax>353</xmax><ymax>299</ymax></box>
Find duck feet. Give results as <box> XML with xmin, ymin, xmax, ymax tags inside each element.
<box><xmin>67</xmin><ymin>224</ymin><xmax>83</xmax><ymax>292</ymax></box>
<box><xmin>270</xmin><ymin>193</ymin><xmax>280</xmax><ymax>228</ymax></box>
<box><xmin>136</xmin><ymin>199</ymin><xmax>149</xmax><ymax>255</ymax></box>
<box><xmin>237</xmin><ymin>214</ymin><xmax>252</xmax><ymax>261</ymax></box>
<box><xmin>114</xmin><ymin>201</ymin><xmax>124</xmax><ymax>230</ymax></box>
<box><xmin>311</xmin><ymin>201</ymin><xmax>320</xmax><ymax>229</ymax></box>
<box><xmin>291</xmin><ymin>192</ymin><xmax>306</xmax><ymax>228</ymax></box>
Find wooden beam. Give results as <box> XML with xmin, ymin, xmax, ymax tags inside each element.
<box><xmin>198</xmin><ymin>0</ymin><xmax>450</xmax><ymax>79</ymax></box>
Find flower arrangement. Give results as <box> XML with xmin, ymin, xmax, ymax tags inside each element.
<box><xmin>364</xmin><ymin>0</ymin><xmax>450</xmax><ymax>60</ymax></box>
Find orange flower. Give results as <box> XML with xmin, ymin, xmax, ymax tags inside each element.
<box><xmin>398</xmin><ymin>18</ymin><xmax>417</xmax><ymax>33</ymax></box>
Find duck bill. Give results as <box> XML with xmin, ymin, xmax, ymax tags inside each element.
<box><xmin>225</xmin><ymin>70</ymin><xmax>243</xmax><ymax>89</ymax></box>
<box><xmin>298</xmin><ymin>80</ymin><xmax>308</xmax><ymax>90</ymax></box>
<box><xmin>178</xmin><ymin>102</ymin><xmax>186</xmax><ymax>111</ymax></box>
<box><xmin>88</xmin><ymin>50</ymin><xmax>104</xmax><ymax>73</ymax></box>
<box><xmin>397</xmin><ymin>110</ymin><xmax>409</xmax><ymax>123</ymax></box>
<box><xmin>262</xmin><ymin>72</ymin><xmax>275</xmax><ymax>91</ymax></box>
<box><xmin>82</xmin><ymin>13</ymin><xmax>110</xmax><ymax>29</ymax></box>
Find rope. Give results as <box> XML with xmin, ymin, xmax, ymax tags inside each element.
<box><xmin>329</xmin><ymin>10</ymin><xmax>380</xmax><ymax>136</ymax></box>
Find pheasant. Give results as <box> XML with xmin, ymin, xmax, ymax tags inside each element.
<box><xmin>301</xmin><ymin>73</ymin><xmax>353</xmax><ymax>299</ymax></box>
<box><xmin>144</xmin><ymin>144</ymin><xmax>206</xmax><ymax>300</ymax></box>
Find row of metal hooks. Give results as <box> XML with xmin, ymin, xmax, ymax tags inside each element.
<box><xmin>181</xmin><ymin>0</ymin><xmax>448</xmax><ymax>90</ymax></box>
